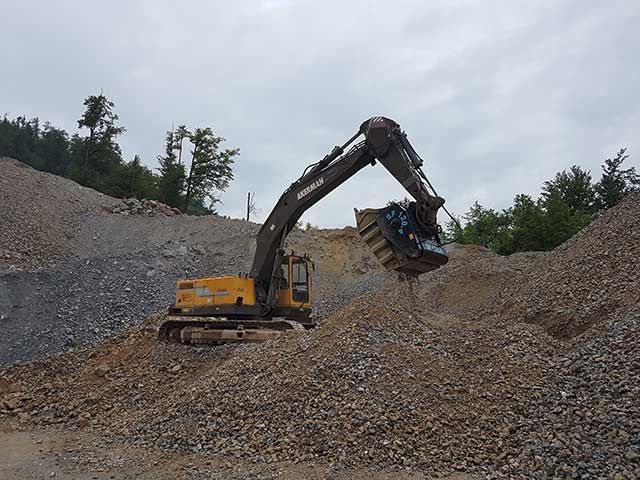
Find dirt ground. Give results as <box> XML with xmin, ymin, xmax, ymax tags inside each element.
<box><xmin>0</xmin><ymin>421</ymin><xmax>481</xmax><ymax>480</ymax></box>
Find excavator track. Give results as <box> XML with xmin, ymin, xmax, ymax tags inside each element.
<box><xmin>158</xmin><ymin>317</ymin><xmax>305</xmax><ymax>345</ymax></box>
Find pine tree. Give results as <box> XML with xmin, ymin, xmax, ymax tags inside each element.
<box><xmin>38</xmin><ymin>122</ymin><xmax>71</xmax><ymax>175</ymax></box>
<box><xmin>125</xmin><ymin>155</ymin><xmax>157</xmax><ymax>199</ymax></box>
<box><xmin>454</xmin><ymin>202</ymin><xmax>511</xmax><ymax>252</ymax></box>
<box><xmin>594</xmin><ymin>148</ymin><xmax>639</xmax><ymax>211</ymax></box>
<box><xmin>505</xmin><ymin>194</ymin><xmax>545</xmax><ymax>253</ymax></box>
<box><xmin>541</xmin><ymin>165</ymin><xmax>596</xmax><ymax>215</ymax></box>
<box><xmin>539</xmin><ymin>193</ymin><xmax>591</xmax><ymax>250</ymax></box>
<box><xmin>174</xmin><ymin>125</ymin><xmax>190</xmax><ymax>165</ymax></box>
<box><xmin>157</xmin><ymin>130</ymin><xmax>185</xmax><ymax>208</ymax></box>
<box><xmin>72</xmin><ymin>94</ymin><xmax>126</xmax><ymax>186</ymax></box>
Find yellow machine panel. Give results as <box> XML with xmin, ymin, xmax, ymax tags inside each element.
<box><xmin>175</xmin><ymin>276</ymin><xmax>256</xmax><ymax>309</ymax></box>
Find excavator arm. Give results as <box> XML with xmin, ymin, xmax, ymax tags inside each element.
<box><xmin>250</xmin><ymin>116</ymin><xmax>447</xmax><ymax>306</ymax></box>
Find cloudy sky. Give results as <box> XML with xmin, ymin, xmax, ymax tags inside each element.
<box><xmin>2</xmin><ymin>1</ymin><xmax>639</xmax><ymax>227</ymax></box>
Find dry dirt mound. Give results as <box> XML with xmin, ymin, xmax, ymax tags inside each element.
<box><xmin>0</xmin><ymin>158</ymin><xmax>118</xmax><ymax>270</ymax></box>
<box><xmin>404</xmin><ymin>246</ymin><xmax>539</xmax><ymax>320</ymax></box>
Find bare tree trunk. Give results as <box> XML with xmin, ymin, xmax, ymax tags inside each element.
<box><xmin>84</xmin><ymin>127</ymin><xmax>94</xmax><ymax>168</ymax></box>
<box><xmin>184</xmin><ymin>144</ymin><xmax>198</xmax><ymax>210</ymax></box>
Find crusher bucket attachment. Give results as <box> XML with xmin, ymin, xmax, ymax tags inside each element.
<box><xmin>355</xmin><ymin>203</ymin><xmax>448</xmax><ymax>275</ymax></box>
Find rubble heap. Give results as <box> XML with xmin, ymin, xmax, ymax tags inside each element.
<box><xmin>1</xmin><ymin>156</ymin><xmax>639</xmax><ymax>478</ymax></box>
<box><xmin>106</xmin><ymin>198</ymin><xmax>183</xmax><ymax>217</ymax></box>
<box><xmin>0</xmin><ymin>157</ymin><xmax>117</xmax><ymax>270</ymax></box>
<box><xmin>4</xmin><ymin>223</ymin><xmax>639</xmax><ymax>477</ymax></box>
<box><xmin>498</xmin><ymin>192</ymin><xmax>640</xmax><ymax>338</ymax></box>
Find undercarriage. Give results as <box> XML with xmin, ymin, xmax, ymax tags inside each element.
<box><xmin>158</xmin><ymin>317</ymin><xmax>308</xmax><ymax>345</ymax></box>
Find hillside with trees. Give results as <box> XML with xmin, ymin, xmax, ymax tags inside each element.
<box><xmin>444</xmin><ymin>149</ymin><xmax>639</xmax><ymax>254</ymax></box>
<box><xmin>2</xmin><ymin>95</ymin><xmax>637</xmax><ymax>250</ymax></box>
<box><xmin>0</xmin><ymin>94</ymin><xmax>238</xmax><ymax>214</ymax></box>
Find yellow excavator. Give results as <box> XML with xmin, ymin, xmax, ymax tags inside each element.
<box><xmin>159</xmin><ymin>116</ymin><xmax>448</xmax><ymax>345</ymax></box>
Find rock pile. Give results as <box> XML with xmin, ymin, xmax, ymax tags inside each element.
<box><xmin>0</xmin><ymin>158</ymin><xmax>117</xmax><ymax>270</ymax></box>
<box><xmin>0</xmin><ymin>300</ymin><xmax>559</xmax><ymax>477</ymax></box>
<box><xmin>6</xmin><ymin>275</ymin><xmax>638</xmax><ymax>477</ymax></box>
<box><xmin>106</xmin><ymin>198</ymin><xmax>182</xmax><ymax>217</ymax></box>
<box><xmin>507</xmin><ymin>311</ymin><xmax>640</xmax><ymax>479</ymax></box>
<box><xmin>0</xmin><ymin>158</ymin><xmax>384</xmax><ymax>364</ymax></box>
<box><xmin>498</xmin><ymin>192</ymin><xmax>640</xmax><ymax>338</ymax></box>
<box><xmin>1</xmin><ymin>156</ymin><xmax>639</xmax><ymax>478</ymax></box>
<box><xmin>0</xmin><ymin>375</ymin><xmax>24</xmax><ymax>412</ymax></box>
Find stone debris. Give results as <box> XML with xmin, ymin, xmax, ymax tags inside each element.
<box><xmin>0</xmin><ymin>157</ymin><xmax>639</xmax><ymax>478</ymax></box>
<box><xmin>0</xmin><ymin>158</ymin><xmax>382</xmax><ymax>365</ymax></box>
<box><xmin>94</xmin><ymin>364</ymin><xmax>111</xmax><ymax>377</ymax></box>
<box><xmin>106</xmin><ymin>198</ymin><xmax>183</xmax><ymax>217</ymax></box>
<box><xmin>78</xmin><ymin>417</ymin><xmax>91</xmax><ymax>428</ymax></box>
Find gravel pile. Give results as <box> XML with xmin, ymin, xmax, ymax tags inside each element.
<box><xmin>498</xmin><ymin>192</ymin><xmax>640</xmax><ymax>338</ymax></box>
<box><xmin>7</xmin><ymin>278</ymin><xmax>638</xmax><ymax>477</ymax></box>
<box><xmin>0</xmin><ymin>250</ymin><xmax>220</xmax><ymax>364</ymax></box>
<box><xmin>0</xmin><ymin>158</ymin><xmax>118</xmax><ymax>270</ymax></box>
<box><xmin>393</xmin><ymin>245</ymin><xmax>539</xmax><ymax>320</ymax></box>
<box><xmin>1</xmin><ymin>295</ymin><xmax>561</xmax><ymax>477</ymax></box>
<box><xmin>1</xmin><ymin>157</ymin><xmax>639</xmax><ymax>478</ymax></box>
<box><xmin>503</xmin><ymin>310</ymin><xmax>640</xmax><ymax>479</ymax></box>
<box><xmin>3</xmin><ymin>242</ymin><xmax>638</xmax><ymax>477</ymax></box>
<box><xmin>106</xmin><ymin>198</ymin><xmax>183</xmax><ymax>217</ymax></box>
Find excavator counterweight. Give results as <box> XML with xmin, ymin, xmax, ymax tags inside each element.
<box><xmin>160</xmin><ymin>116</ymin><xmax>449</xmax><ymax>346</ymax></box>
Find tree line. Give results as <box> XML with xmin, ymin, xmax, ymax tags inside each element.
<box><xmin>3</xmin><ymin>95</ymin><xmax>637</xmax><ymax>251</ymax></box>
<box><xmin>443</xmin><ymin>149</ymin><xmax>639</xmax><ymax>254</ymax></box>
<box><xmin>0</xmin><ymin>94</ymin><xmax>238</xmax><ymax>214</ymax></box>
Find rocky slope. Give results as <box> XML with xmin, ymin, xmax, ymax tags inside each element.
<box><xmin>0</xmin><ymin>158</ymin><xmax>384</xmax><ymax>364</ymax></box>
<box><xmin>0</xmin><ymin>157</ymin><xmax>118</xmax><ymax>270</ymax></box>
<box><xmin>498</xmin><ymin>193</ymin><xmax>640</xmax><ymax>338</ymax></box>
<box><xmin>1</xmin><ymin>158</ymin><xmax>639</xmax><ymax>478</ymax></box>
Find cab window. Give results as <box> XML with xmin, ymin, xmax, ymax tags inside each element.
<box><xmin>278</xmin><ymin>259</ymin><xmax>289</xmax><ymax>290</ymax></box>
<box><xmin>291</xmin><ymin>259</ymin><xmax>309</xmax><ymax>303</ymax></box>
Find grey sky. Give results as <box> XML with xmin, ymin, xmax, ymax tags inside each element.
<box><xmin>2</xmin><ymin>1</ymin><xmax>639</xmax><ymax>227</ymax></box>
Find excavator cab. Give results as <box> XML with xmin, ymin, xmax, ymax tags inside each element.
<box><xmin>277</xmin><ymin>255</ymin><xmax>313</xmax><ymax>308</ymax></box>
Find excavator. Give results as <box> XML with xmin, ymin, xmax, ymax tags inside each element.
<box><xmin>159</xmin><ymin>116</ymin><xmax>448</xmax><ymax>345</ymax></box>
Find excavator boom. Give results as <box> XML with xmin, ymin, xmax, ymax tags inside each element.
<box><xmin>251</xmin><ymin>116</ymin><xmax>447</xmax><ymax>307</ymax></box>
